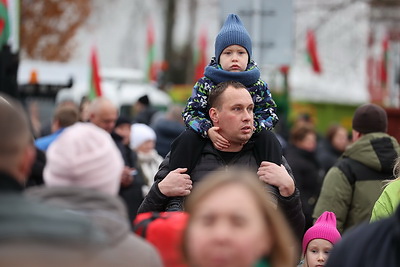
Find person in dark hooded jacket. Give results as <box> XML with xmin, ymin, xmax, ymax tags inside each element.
<box><xmin>313</xmin><ymin>103</ymin><xmax>400</xmax><ymax>234</ymax></box>
<box><xmin>326</xmin><ymin>205</ymin><xmax>400</xmax><ymax>267</ymax></box>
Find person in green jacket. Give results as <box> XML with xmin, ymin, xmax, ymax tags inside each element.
<box><xmin>370</xmin><ymin>157</ymin><xmax>400</xmax><ymax>221</ymax></box>
<box><xmin>313</xmin><ymin>103</ymin><xmax>400</xmax><ymax>234</ymax></box>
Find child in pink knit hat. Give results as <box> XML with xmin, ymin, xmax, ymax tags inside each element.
<box><xmin>300</xmin><ymin>211</ymin><xmax>341</xmax><ymax>267</ymax></box>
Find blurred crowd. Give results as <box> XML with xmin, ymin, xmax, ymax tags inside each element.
<box><xmin>2</xmin><ymin>85</ymin><xmax>399</xmax><ymax>267</ymax></box>
<box><xmin>1</xmin><ymin>12</ymin><xmax>400</xmax><ymax>267</ymax></box>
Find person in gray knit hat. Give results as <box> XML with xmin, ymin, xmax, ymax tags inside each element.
<box><xmin>313</xmin><ymin>103</ymin><xmax>400</xmax><ymax>234</ymax></box>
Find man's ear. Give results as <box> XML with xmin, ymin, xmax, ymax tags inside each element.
<box><xmin>352</xmin><ymin>129</ymin><xmax>362</xmax><ymax>142</ymax></box>
<box><xmin>89</xmin><ymin>112</ymin><xmax>95</xmax><ymax>122</ymax></box>
<box><xmin>16</xmin><ymin>145</ymin><xmax>36</xmax><ymax>185</ymax></box>
<box><xmin>209</xmin><ymin>107</ymin><xmax>219</xmax><ymax>123</ymax></box>
<box><xmin>51</xmin><ymin>119</ymin><xmax>60</xmax><ymax>132</ymax></box>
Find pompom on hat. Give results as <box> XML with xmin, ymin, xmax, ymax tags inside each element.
<box><xmin>215</xmin><ymin>14</ymin><xmax>252</xmax><ymax>63</ymax></box>
<box><xmin>44</xmin><ymin>122</ymin><xmax>124</xmax><ymax>195</ymax></box>
<box><xmin>302</xmin><ymin>211</ymin><xmax>341</xmax><ymax>255</ymax></box>
<box><xmin>352</xmin><ymin>103</ymin><xmax>388</xmax><ymax>134</ymax></box>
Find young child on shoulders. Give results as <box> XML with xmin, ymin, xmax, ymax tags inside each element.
<box><xmin>166</xmin><ymin>14</ymin><xmax>282</xmax><ymax>211</ymax></box>
<box><xmin>167</xmin><ymin>14</ymin><xmax>281</xmax><ymax>210</ymax></box>
<box><xmin>300</xmin><ymin>211</ymin><xmax>341</xmax><ymax>267</ymax></box>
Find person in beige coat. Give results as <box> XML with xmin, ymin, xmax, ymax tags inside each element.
<box><xmin>26</xmin><ymin>122</ymin><xmax>162</xmax><ymax>267</ymax></box>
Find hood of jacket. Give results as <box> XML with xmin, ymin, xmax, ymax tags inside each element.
<box><xmin>25</xmin><ymin>186</ymin><xmax>130</xmax><ymax>246</ymax></box>
<box><xmin>153</xmin><ymin>119</ymin><xmax>185</xmax><ymax>139</ymax></box>
<box><xmin>343</xmin><ymin>132</ymin><xmax>400</xmax><ymax>173</ymax></box>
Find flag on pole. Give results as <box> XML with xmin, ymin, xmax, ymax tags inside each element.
<box><xmin>306</xmin><ymin>29</ymin><xmax>322</xmax><ymax>74</ymax></box>
<box><xmin>0</xmin><ymin>0</ymin><xmax>10</xmax><ymax>51</ymax></box>
<box><xmin>88</xmin><ymin>47</ymin><xmax>102</xmax><ymax>100</ymax></box>
<box><xmin>193</xmin><ymin>28</ymin><xmax>208</xmax><ymax>81</ymax></box>
<box><xmin>145</xmin><ymin>18</ymin><xmax>156</xmax><ymax>82</ymax></box>
<box><xmin>380</xmin><ymin>35</ymin><xmax>389</xmax><ymax>85</ymax></box>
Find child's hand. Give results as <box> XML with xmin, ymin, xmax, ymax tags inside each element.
<box><xmin>257</xmin><ymin>161</ymin><xmax>295</xmax><ymax>197</ymax></box>
<box><xmin>208</xmin><ymin>127</ymin><xmax>230</xmax><ymax>150</ymax></box>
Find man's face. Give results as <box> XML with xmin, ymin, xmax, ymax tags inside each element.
<box><xmin>91</xmin><ymin>106</ymin><xmax>118</xmax><ymax>133</ymax></box>
<box><xmin>210</xmin><ymin>87</ymin><xmax>254</xmax><ymax>147</ymax></box>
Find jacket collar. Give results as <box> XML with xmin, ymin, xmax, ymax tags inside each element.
<box><xmin>204</xmin><ymin>137</ymin><xmax>256</xmax><ymax>154</ymax></box>
<box><xmin>204</xmin><ymin>58</ymin><xmax>261</xmax><ymax>86</ymax></box>
<box><xmin>0</xmin><ymin>171</ymin><xmax>24</xmax><ymax>192</ymax></box>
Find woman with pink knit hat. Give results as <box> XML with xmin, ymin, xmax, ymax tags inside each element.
<box><xmin>25</xmin><ymin>123</ymin><xmax>163</xmax><ymax>266</ymax></box>
<box><xmin>300</xmin><ymin>211</ymin><xmax>341</xmax><ymax>267</ymax></box>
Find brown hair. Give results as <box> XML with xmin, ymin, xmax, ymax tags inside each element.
<box><xmin>182</xmin><ymin>168</ymin><xmax>298</xmax><ymax>267</ymax></box>
<box><xmin>289</xmin><ymin>123</ymin><xmax>316</xmax><ymax>145</ymax></box>
<box><xmin>53</xmin><ymin>105</ymin><xmax>79</xmax><ymax>128</ymax></box>
<box><xmin>326</xmin><ymin>124</ymin><xmax>347</xmax><ymax>143</ymax></box>
<box><xmin>208</xmin><ymin>80</ymin><xmax>247</xmax><ymax>110</ymax></box>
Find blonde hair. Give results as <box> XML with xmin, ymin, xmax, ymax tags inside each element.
<box><xmin>182</xmin><ymin>168</ymin><xmax>298</xmax><ymax>267</ymax></box>
<box><xmin>394</xmin><ymin>157</ymin><xmax>400</xmax><ymax>181</ymax></box>
<box><xmin>383</xmin><ymin>157</ymin><xmax>400</xmax><ymax>186</ymax></box>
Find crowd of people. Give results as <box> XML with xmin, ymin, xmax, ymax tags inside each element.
<box><xmin>1</xmin><ymin>13</ymin><xmax>400</xmax><ymax>267</ymax></box>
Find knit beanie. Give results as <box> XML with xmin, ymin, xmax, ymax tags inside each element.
<box><xmin>215</xmin><ymin>14</ymin><xmax>252</xmax><ymax>63</ymax></box>
<box><xmin>137</xmin><ymin>94</ymin><xmax>150</xmax><ymax>106</ymax></box>
<box><xmin>130</xmin><ymin>123</ymin><xmax>156</xmax><ymax>150</ymax></box>
<box><xmin>44</xmin><ymin>122</ymin><xmax>124</xmax><ymax>195</ymax></box>
<box><xmin>302</xmin><ymin>211</ymin><xmax>341</xmax><ymax>255</ymax></box>
<box><xmin>352</xmin><ymin>103</ymin><xmax>388</xmax><ymax>134</ymax></box>
<box><xmin>115</xmin><ymin>115</ymin><xmax>131</xmax><ymax>128</ymax></box>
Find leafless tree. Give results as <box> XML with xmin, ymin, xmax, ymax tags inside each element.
<box><xmin>21</xmin><ymin>0</ymin><xmax>91</xmax><ymax>61</ymax></box>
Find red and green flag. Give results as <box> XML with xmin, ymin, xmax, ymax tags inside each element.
<box><xmin>88</xmin><ymin>47</ymin><xmax>102</xmax><ymax>100</ymax></box>
<box><xmin>193</xmin><ymin>28</ymin><xmax>208</xmax><ymax>82</ymax></box>
<box><xmin>145</xmin><ymin>18</ymin><xmax>156</xmax><ymax>82</ymax></box>
<box><xmin>306</xmin><ymin>29</ymin><xmax>322</xmax><ymax>74</ymax></box>
<box><xmin>0</xmin><ymin>0</ymin><xmax>10</xmax><ymax>50</ymax></box>
<box><xmin>380</xmin><ymin>35</ymin><xmax>389</xmax><ymax>85</ymax></box>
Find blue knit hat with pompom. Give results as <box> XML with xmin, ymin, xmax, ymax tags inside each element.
<box><xmin>215</xmin><ymin>14</ymin><xmax>252</xmax><ymax>63</ymax></box>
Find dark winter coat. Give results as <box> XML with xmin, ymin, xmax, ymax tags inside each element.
<box><xmin>111</xmin><ymin>132</ymin><xmax>145</xmax><ymax>222</ymax></box>
<box><xmin>313</xmin><ymin>132</ymin><xmax>400</xmax><ymax>233</ymax></box>
<box><xmin>152</xmin><ymin>118</ymin><xmax>185</xmax><ymax>158</ymax></box>
<box><xmin>138</xmin><ymin>138</ymin><xmax>305</xmax><ymax>242</ymax></box>
<box><xmin>285</xmin><ymin>144</ymin><xmax>322</xmax><ymax>231</ymax></box>
<box><xmin>326</xmin><ymin>205</ymin><xmax>400</xmax><ymax>267</ymax></box>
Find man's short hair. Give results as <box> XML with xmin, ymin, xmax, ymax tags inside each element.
<box><xmin>88</xmin><ymin>97</ymin><xmax>116</xmax><ymax>116</ymax></box>
<box><xmin>0</xmin><ymin>94</ymin><xmax>31</xmax><ymax>167</ymax></box>
<box><xmin>53</xmin><ymin>105</ymin><xmax>79</xmax><ymax>128</ymax></box>
<box><xmin>208</xmin><ymin>81</ymin><xmax>247</xmax><ymax>110</ymax></box>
